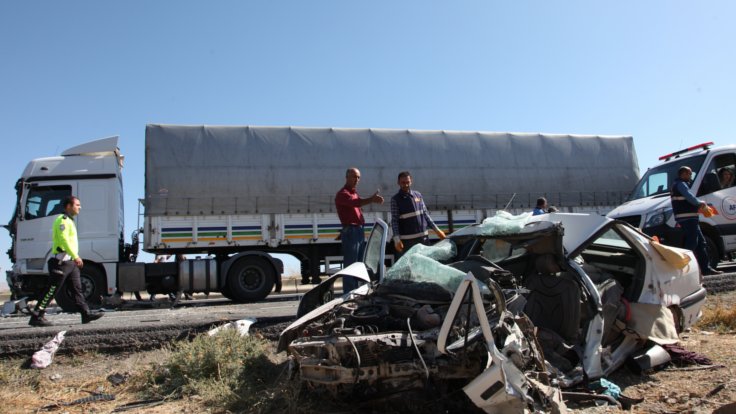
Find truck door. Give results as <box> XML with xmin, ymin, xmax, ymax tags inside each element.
<box><xmin>696</xmin><ymin>152</ymin><xmax>736</xmax><ymax>252</ymax></box>
<box><xmin>16</xmin><ymin>183</ymin><xmax>73</xmax><ymax>269</ymax></box>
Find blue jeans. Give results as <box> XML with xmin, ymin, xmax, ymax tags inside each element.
<box><xmin>678</xmin><ymin>218</ymin><xmax>710</xmax><ymax>272</ymax></box>
<box><xmin>341</xmin><ymin>225</ymin><xmax>365</xmax><ymax>293</ymax></box>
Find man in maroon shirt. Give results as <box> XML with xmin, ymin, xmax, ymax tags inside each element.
<box><xmin>335</xmin><ymin>167</ymin><xmax>383</xmax><ymax>293</ymax></box>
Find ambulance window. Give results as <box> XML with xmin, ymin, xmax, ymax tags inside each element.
<box><xmin>628</xmin><ymin>155</ymin><xmax>706</xmax><ymax>201</ymax></box>
<box><xmin>698</xmin><ymin>154</ymin><xmax>736</xmax><ymax>196</ymax></box>
<box><xmin>24</xmin><ymin>185</ymin><xmax>72</xmax><ymax>220</ymax></box>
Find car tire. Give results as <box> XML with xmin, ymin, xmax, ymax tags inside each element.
<box><xmin>226</xmin><ymin>257</ymin><xmax>275</xmax><ymax>302</ymax></box>
<box><xmin>55</xmin><ymin>264</ymin><xmax>105</xmax><ymax>312</ymax></box>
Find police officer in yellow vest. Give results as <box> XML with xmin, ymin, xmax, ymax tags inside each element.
<box><xmin>29</xmin><ymin>196</ymin><xmax>104</xmax><ymax>327</ymax></box>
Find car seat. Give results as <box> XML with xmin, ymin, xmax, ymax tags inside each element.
<box><xmin>523</xmin><ymin>254</ymin><xmax>581</xmax><ymax>343</ymax></box>
<box><xmin>698</xmin><ymin>172</ymin><xmax>721</xmax><ymax>196</ymax></box>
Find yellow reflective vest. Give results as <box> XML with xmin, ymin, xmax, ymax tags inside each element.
<box><xmin>52</xmin><ymin>214</ymin><xmax>79</xmax><ymax>260</ymax></box>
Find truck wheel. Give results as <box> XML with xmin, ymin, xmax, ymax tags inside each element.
<box><xmin>55</xmin><ymin>265</ymin><xmax>105</xmax><ymax>312</ymax></box>
<box><xmin>226</xmin><ymin>257</ymin><xmax>275</xmax><ymax>302</ymax></box>
<box><xmin>705</xmin><ymin>235</ymin><xmax>720</xmax><ymax>270</ymax></box>
<box><xmin>219</xmin><ymin>285</ymin><xmax>234</xmax><ymax>300</ymax></box>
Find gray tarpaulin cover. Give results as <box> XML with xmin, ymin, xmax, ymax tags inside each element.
<box><xmin>145</xmin><ymin>125</ymin><xmax>639</xmax><ymax>216</ymax></box>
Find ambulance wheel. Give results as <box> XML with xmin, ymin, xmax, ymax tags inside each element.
<box><xmin>226</xmin><ymin>257</ymin><xmax>275</xmax><ymax>302</ymax></box>
<box><xmin>55</xmin><ymin>264</ymin><xmax>105</xmax><ymax>312</ymax></box>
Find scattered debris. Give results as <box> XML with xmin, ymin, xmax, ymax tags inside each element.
<box><xmin>663</xmin><ymin>343</ymin><xmax>714</xmax><ymax>366</ymax></box>
<box><xmin>42</xmin><ymin>393</ymin><xmax>116</xmax><ymax>410</ymax></box>
<box><xmin>1</xmin><ymin>297</ymin><xmax>27</xmax><ymax>316</ymax></box>
<box><xmin>111</xmin><ymin>398</ymin><xmax>166</xmax><ymax>412</ymax></box>
<box><xmin>706</xmin><ymin>383</ymin><xmax>727</xmax><ymax>399</ymax></box>
<box><xmin>207</xmin><ymin>318</ymin><xmax>257</xmax><ymax>336</ymax></box>
<box><xmin>107</xmin><ymin>372</ymin><xmax>129</xmax><ymax>386</ymax></box>
<box><xmin>31</xmin><ymin>331</ymin><xmax>66</xmax><ymax>369</ymax></box>
<box><xmin>49</xmin><ymin>373</ymin><xmax>63</xmax><ymax>381</ymax></box>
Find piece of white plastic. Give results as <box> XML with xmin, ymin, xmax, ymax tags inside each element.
<box><xmin>207</xmin><ymin>318</ymin><xmax>257</xmax><ymax>336</ymax></box>
<box><xmin>31</xmin><ymin>331</ymin><xmax>66</xmax><ymax>369</ymax></box>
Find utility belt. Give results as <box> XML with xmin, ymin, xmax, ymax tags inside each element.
<box><xmin>48</xmin><ymin>251</ymin><xmax>72</xmax><ymax>277</ymax></box>
<box><xmin>54</xmin><ymin>252</ymin><xmax>72</xmax><ymax>261</ymax></box>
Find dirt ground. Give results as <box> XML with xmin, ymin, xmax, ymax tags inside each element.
<box><xmin>1</xmin><ymin>293</ymin><xmax>735</xmax><ymax>414</ymax></box>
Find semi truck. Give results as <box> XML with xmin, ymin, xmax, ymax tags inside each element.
<box><xmin>6</xmin><ymin>125</ymin><xmax>639</xmax><ymax>311</ymax></box>
<box><xmin>607</xmin><ymin>141</ymin><xmax>736</xmax><ymax>269</ymax></box>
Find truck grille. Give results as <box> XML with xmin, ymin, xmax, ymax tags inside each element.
<box><xmin>615</xmin><ymin>215</ymin><xmax>642</xmax><ymax>228</ymax></box>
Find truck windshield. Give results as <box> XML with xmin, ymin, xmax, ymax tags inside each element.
<box><xmin>627</xmin><ymin>154</ymin><xmax>706</xmax><ymax>201</ymax></box>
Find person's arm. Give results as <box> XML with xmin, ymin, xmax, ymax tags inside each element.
<box><xmin>335</xmin><ymin>190</ymin><xmax>383</xmax><ymax>208</ymax></box>
<box><xmin>676</xmin><ymin>181</ymin><xmax>705</xmax><ymax>207</ymax></box>
<box><xmin>421</xmin><ymin>198</ymin><xmax>445</xmax><ymax>239</ymax></box>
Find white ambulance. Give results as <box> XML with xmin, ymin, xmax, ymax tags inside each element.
<box><xmin>607</xmin><ymin>142</ymin><xmax>736</xmax><ymax>269</ymax></box>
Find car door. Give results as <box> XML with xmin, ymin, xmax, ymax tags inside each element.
<box><xmin>295</xmin><ymin>219</ymin><xmax>388</xmax><ymax>317</ymax></box>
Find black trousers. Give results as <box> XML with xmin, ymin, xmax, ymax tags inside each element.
<box><xmin>36</xmin><ymin>260</ymin><xmax>89</xmax><ymax>314</ymax></box>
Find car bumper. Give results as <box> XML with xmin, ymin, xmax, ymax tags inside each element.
<box><xmin>679</xmin><ymin>287</ymin><xmax>707</xmax><ymax>329</ymax></box>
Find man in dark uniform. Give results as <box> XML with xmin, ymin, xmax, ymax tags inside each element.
<box><xmin>390</xmin><ymin>171</ymin><xmax>446</xmax><ymax>258</ymax></box>
<box><xmin>670</xmin><ymin>166</ymin><xmax>722</xmax><ymax>275</ymax></box>
<box><xmin>29</xmin><ymin>196</ymin><xmax>104</xmax><ymax>326</ymax></box>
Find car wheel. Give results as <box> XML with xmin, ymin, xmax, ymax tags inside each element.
<box><xmin>226</xmin><ymin>257</ymin><xmax>275</xmax><ymax>302</ymax></box>
<box><xmin>55</xmin><ymin>264</ymin><xmax>105</xmax><ymax>312</ymax></box>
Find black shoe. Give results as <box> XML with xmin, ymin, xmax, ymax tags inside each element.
<box><xmin>81</xmin><ymin>312</ymin><xmax>104</xmax><ymax>324</ymax></box>
<box><xmin>29</xmin><ymin>315</ymin><xmax>53</xmax><ymax>327</ymax></box>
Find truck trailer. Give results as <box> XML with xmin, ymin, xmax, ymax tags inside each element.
<box><xmin>6</xmin><ymin>125</ymin><xmax>639</xmax><ymax>311</ymax></box>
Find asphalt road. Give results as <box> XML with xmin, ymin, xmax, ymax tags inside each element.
<box><xmin>0</xmin><ymin>292</ymin><xmax>302</xmax><ymax>356</ymax></box>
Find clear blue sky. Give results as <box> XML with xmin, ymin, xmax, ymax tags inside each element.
<box><xmin>1</xmin><ymin>1</ymin><xmax>735</xmax><ymax>290</ymax></box>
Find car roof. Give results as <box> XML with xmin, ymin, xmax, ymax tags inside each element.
<box><xmin>450</xmin><ymin>212</ymin><xmax>612</xmax><ymax>257</ymax></box>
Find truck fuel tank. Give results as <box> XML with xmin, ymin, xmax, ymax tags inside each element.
<box><xmin>179</xmin><ymin>258</ymin><xmax>218</xmax><ymax>293</ymax></box>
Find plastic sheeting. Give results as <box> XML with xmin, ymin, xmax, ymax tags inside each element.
<box><xmin>144</xmin><ymin>125</ymin><xmax>639</xmax><ymax>215</ymax></box>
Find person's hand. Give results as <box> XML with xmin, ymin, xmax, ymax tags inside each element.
<box><xmin>394</xmin><ymin>239</ymin><xmax>404</xmax><ymax>252</ymax></box>
<box><xmin>372</xmin><ymin>191</ymin><xmax>384</xmax><ymax>204</ymax></box>
<box><xmin>699</xmin><ymin>201</ymin><xmax>707</xmax><ymax>209</ymax></box>
<box><xmin>435</xmin><ymin>229</ymin><xmax>446</xmax><ymax>240</ymax></box>
<box><xmin>74</xmin><ymin>257</ymin><xmax>84</xmax><ymax>268</ymax></box>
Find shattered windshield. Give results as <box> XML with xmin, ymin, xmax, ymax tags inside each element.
<box><xmin>628</xmin><ymin>154</ymin><xmax>706</xmax><ymax>201</ymax></box>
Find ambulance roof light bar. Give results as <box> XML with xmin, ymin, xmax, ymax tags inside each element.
<box><xmin>658</xmin><ymin>142</ymin><xmax>714</xmax><ymax>161</ymax></box>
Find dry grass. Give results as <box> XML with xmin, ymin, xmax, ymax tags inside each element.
<box><xmin>695</xmin><ymin>296</ymin><xmax>736</xmax><ymax>332</ymax></box>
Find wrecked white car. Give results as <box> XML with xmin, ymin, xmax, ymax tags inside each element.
<box><xmin>278</xmin><ymin>213</ymin><xmax>706</xmax><ymax>412</ymax></box>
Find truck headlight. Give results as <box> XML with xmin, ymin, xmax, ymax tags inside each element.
<box><xmin>643</xmin><ymin>207</ymin><xmax>673</xmax><ymax>229</ymax></box>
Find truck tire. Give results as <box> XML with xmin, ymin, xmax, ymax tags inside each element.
<box><xmin>55</xmin><ymin>264</ymin><xmax>105</xmax><ymax>312</ymax></box>
<box><xmin>219</xmin><ymin>285</ymin><xmax>234</xmax><ymax>300</ymax></box>
<box><xmin>226</xmin><ymin>257</ymin><xmax>275</xmax><ymax>302</ymax></box>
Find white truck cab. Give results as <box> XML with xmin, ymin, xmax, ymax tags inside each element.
<box><xmin>7</xmin><ymin>137</ymin><xmax>124</xmax><ymax>308</ymax></box>
<box><xmin>607</xmin><ymin>142</ymin><xmax>736</xmax><ymax>268</ymax></box>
